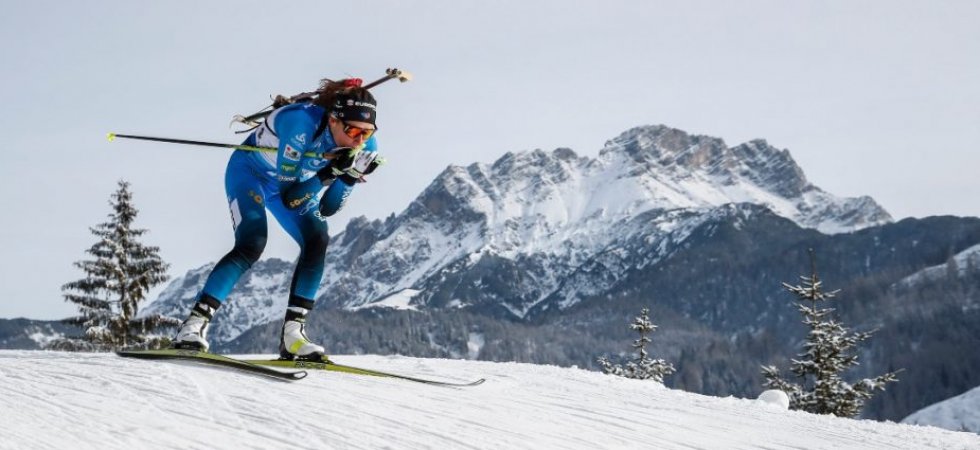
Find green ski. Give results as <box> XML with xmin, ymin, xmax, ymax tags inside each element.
<box><xmin>116</xmin><ymin>349</ymin><xmax>307</xmax><ymax>381</ymax></box>
<box><xmin>246</xmin><ymin>358</ymin><xmax>485</xmax><ymax>387</ymax></box>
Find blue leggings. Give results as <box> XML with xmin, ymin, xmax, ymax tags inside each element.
<box><xmin>199</xmin><ymin>151</ymin><xmax>329</xmax><ymax>305</ymax></box>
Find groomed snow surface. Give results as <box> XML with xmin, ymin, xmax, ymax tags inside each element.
<box><xmin>1</xmin><ymin>351</ymin><xmax>977</xmax><ymax>450</ymax></box>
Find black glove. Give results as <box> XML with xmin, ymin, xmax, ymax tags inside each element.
<box><xmin>316</xmin><ymin>148</ymin><xmax>383</xmax><ymax>185</ymax></box>
<box><xmin>362</xmin><ymin>156</ymin><xmax>384</xmax><ymax>175</ymax></box>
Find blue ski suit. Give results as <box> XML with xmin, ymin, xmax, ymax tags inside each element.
<box><xmin>198</xmin><ymin>103</ymin><xmax>377</xmax><ymax>307</ymax></box>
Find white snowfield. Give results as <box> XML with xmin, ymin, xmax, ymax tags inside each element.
<box><xmin>1</xmin><ymin>351</ymin><xmax>976</xmax><ymax>450</ymax></box>
<box><xmin>903</xmin><ymin>385</ymin><xmax>980</xmax><ymax>433</ymax></box>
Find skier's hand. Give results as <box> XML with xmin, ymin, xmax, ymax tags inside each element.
<box><xmin>317</xmin><ymin>148</ymin><xmax>381</xmax><ymax>184</ymax></box>
<box><xmin>361</xmin><ymin>155</ymin><xmax>385</xmax><ymax>176</ymax></box>
<box><xmin>325</xmin><ymin>147</ymin><xmax>355</xmax><ymax>174</ymax></box>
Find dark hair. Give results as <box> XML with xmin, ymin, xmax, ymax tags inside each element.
<box><xmin>312</xmin><ymin>79</ymin><xmax>372</xmax><ymax>112</ymax></box>
<box><xmin>313</xmin><ymin>78</ymin><xmax>378</xmax><ymax>128</ymax></box>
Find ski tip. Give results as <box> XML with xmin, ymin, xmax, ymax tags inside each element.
<box><xmin>106</xmin><ymin>132</ymin><xmax>116</xmax><ymax>142</ymax></box>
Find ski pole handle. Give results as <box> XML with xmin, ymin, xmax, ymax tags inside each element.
<box><xmin>363</xmin><ymin>68</ymin><xmax>414</xmax><ymax>90</ymax></box>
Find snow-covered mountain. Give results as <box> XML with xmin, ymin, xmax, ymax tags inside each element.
<box><xmin>0</xmin><ymin>318</ymin><xmax>72</xmax><ymax>349</ymax></box>
<box><xmin>145</xmin><ymin>125</ymin><xmax>891</xmax><ymax>343</ymax></box>
<box><xmin>3</xmin><ymin>350</ymin><xmax>976</xmax><ymax>450</ymax></box>
<box><xmin>323</xmin><ymin>126</ymin><xmax>888</xmax><ymax>312</ymax></box>
<box><xmin>897</xmin><ymin>244</ymin><xmax>980</xmax><ymax>287</ymax></box>
<box><xmin>903</xmin><ymin>385</ymin><xmax>980</xmax><ymax>434</ymax></box>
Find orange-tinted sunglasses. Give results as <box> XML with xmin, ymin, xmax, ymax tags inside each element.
<box><xmin>342</xmin><ymin>122</ymin><xmax>375</xmax><ymax>140</ymax></box>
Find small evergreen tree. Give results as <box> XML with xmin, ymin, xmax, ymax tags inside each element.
<box><xmin>761</xmin><ymin>250</ymin><xmax>899</xmax><ymax>417</ymax></box>
<box><xmin>598</xmin><ymin>308</ymin><xmax>675</xmax><ymax>382</ymax></box>
<box><xmin>48</xmin><ymin>180</ymin><xmax>178</xmax><ymax>351</ymax></box>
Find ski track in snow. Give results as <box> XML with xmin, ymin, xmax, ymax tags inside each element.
<box><xmin>1</xmin><ymin>351</ymin><xmax>977</xmax><ymax>450</ymax></box>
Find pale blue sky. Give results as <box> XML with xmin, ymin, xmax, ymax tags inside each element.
<box><xmin>2</xmin><ymin>1</ymin><xmax>978</xmax><ymax>319</ymax></box>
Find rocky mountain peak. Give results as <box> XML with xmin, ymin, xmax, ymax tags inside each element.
<box><xmin>600</xmin><ymin>125</ymin><xmax>810</xmax><ymax>197</ymax></box>
<box><xmin>602</xmin><ymin>125</ymin><xmax>728</xmax><ymax>168</ymax></box>
<box><xmin>409</xmin><ymin>124</ymin><xmax>888</xmax><ymax>237</ymax></box>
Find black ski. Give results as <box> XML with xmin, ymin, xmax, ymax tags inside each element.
<box><xmin>245</xmin><ymin>358</ymin><xmax>485</xmax><ymax>387</ymax></box>
<box><xmin>116</xmin><ymin>349</ymin><xmax>307</xmax><ymax>381</ymax></box>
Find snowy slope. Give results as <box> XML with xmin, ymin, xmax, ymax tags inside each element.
<box><xmin>2</xmin><ymin>350</ymin><xmax>976</xmax><ymax>450</ymax></box>
<box><xmin>903</xmin><ymin>386</ymin><xmax>980</xmax><ymax>433</ymax></box>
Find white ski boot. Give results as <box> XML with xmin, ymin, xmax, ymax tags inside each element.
<box><xmin>279</xmin><ymin>306</ymin><xmax>326</xmax><ymax>361</ymax></box>
<box><xmin>172</xmin><ymin>299</ymin><xmax>218</xmax><ymax>352</ymax></box>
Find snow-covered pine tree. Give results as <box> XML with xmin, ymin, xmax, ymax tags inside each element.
<box><xmin>598</xmin><ymin>308</ymin><xmax>676</xmax><ymax>382</ymax></box>
<box><xmin>48</xmin><ymin>180</ymin><xmax>178</xmax><ymax>351</ymax></box>
<box><xmin>761</xmin><ymin>250</ymin><xmax>899</xmax><ymax>418</ymax></box>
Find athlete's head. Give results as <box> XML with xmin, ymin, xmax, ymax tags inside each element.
<box><xmin>314</xmin><ymin>78</ymin><xmax>377</xmax><ymax>148</ymax></box>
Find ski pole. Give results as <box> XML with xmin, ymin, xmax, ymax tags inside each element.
<box><xmin>106</xmin><ymin>132</ymin><xmax>327</xmax><ymax>158</ymax></box>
